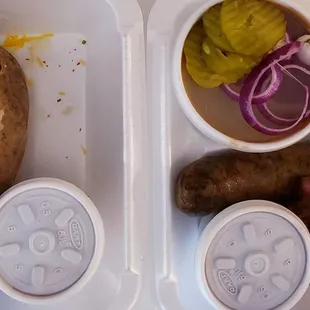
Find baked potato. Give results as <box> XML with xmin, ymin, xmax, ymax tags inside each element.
<box><xmin>0</xmin><ymin>47</ymin><xmax>29</xmax><ymax>193</ymax></box>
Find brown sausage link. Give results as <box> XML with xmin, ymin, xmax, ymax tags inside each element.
<box><xmin>176</xmin><ymin>143</ymin><xmax>310</xmax><ymax>214</ymax></box>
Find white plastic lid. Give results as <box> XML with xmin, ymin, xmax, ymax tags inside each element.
<box><xmin>196</xmin><ymin>200</ymin><xmax>310</xmax><ymax>310</ymax></box>
<box><xmin>0</xmin><ymin>178</ymin><xmax>104</xmax><ymax>304</ymax></box>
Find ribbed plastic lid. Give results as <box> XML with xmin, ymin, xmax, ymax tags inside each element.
<box><xmin>197</xmin><ymin>201</ymin><xmax>310</xmax><ymax>310</ymax></box>
<box><xmin>0</xmin><ymin>186</ymin><xmax>95</xmax><ymax>296</ymax></box>
<box><xmin>205</xmin><ymin>211</ymin><xmax>307</xmax><ymax>309</ymax></box>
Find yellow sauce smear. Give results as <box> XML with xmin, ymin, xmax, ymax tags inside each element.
<box><xmin>81</xmin><ymin>145</ymin><xmax>87</xmax><ymax>156</ymax></box>
<box><xmin>36</xmin><ymin>57</ymin><xmax>44</xmax><ymax>68</ymax></box>
<box><xmin>28</xmin><ymin>46</ymin><xmax>35</xmax><ymax>60</ymax></box>
<box><xmin>3</xmin><ymin>34</ymin><xmax>53</xmax><ymax>49</ymax></box>
<box><xmin>78</xmin><ymin>59</ymin><xmax>86</xmax><ymax>66</ymax></box>
<box><xmin>58</xmin><ymin>91</ymin><xmax>66</xmax><ymax>96</ymax></box>
<box><xmin>26</xmin><ymin>77</ymin><xmax>34</xmax><ymax>87</ymax></box>
<box><xmin>62</xmin><ymin>106</ymin><xmax>74</xmax><ymax>116</ymax></box>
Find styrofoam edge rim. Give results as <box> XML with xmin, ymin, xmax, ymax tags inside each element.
<box><xmin>195</xmin><ymin>200</ymin><xmax>310</xmax><ymax>310</ymax></box>
<box><xmin>172</xmin><ymin>0</ymin><xmax>310</xmax><ymax>153</ymax></box>
<box><xmin>0</xmin><ymin>177</ymin><xmax>105</xmax><ymax>305</ymax></box>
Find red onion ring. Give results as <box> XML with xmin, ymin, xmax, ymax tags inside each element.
<box><xmin>283</xmin><ymin>63</ymin><xmax>310</xmax><ymax>76</ymax></box>
<box><xmin>221</xmin><ymin>84</ymin><xmax>242</xmax><ymax>101</ymax></box>
<box><xmin>222</xmin><ymin>66</ymin><xmax>283</xmax><ymax>105</ymax></box>
<box><xmin>256</xmin><ymin>64</ymin><xmax>297</xmax><ymax>125</ymax></box>
<box><xmin>248</xmin><ymin>62</ymin><xmax>310</xmax><ymax>126</ymax></box>
<box><xmin>222</xmin><ymin>66</ymin><xmax>293</xmax><ymax>125</ymax></box>
<box><xmin>239</xmin><ymin>42</ymin><xmax>309</xmax><ymax>135</ymax></box>
<box><xmin>281</xmin><ymin>63</ymin><xmax>310</xmax><ymax>119</ymax></box>
<box><xmin>256</xmin><ymin>101</ymin><xmax>297</xmax><ymax>126</ymax></box>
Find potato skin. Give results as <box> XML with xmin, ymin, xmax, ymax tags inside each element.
<box><xmin>0</xmin><ymin>47</ymin><xmax>29</xmax><ymax>193</ymax></box>
<box><xmin>176</xmin><ymin>143</ymin><xmax>310</xmax><ymax>215</ymax></box>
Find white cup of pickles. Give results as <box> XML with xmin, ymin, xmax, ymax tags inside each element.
<box><xmin>173</xmin><ymin>0</ymin><xmax>310</xmax><ymax>152</ymax></box>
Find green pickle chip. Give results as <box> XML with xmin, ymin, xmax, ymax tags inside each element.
<box><xmin>183</xmin><ymin>23</ymin><xmax>225</xmax><ymax>88</ymax></box>
<box><xmin>221</xmin><ymin>0</ymin><xmax>286</xmax><ymax>56</ymax></box>
<box><xmin>183</xmin><ymin>0</ymin><xmax>287</xmax><ymax>88</ymax></box>
<box><xmin>202</xmin><ymin>4</ymin><xmax>235</xmax><ymax>52</ymax></box>
<box><xmin>202</xmin><ymin>37</ymin><xmax>257</xmax><ymax>82</ymax></box>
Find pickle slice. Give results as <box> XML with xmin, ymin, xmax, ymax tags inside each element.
<box><xmin>202</xmin><ymin>37</ymin><xmax>257</xmax><ymax>83</ymax></box>
<box><xmin>183</xmin><ymin>24</ymin><xmax>225</xmax><ymax>88</ymax></box>
<box><xmin>185</xmin><ymin>58</ymin><xmax>225</xmax><ymax>88</ymax></box>
<box><xmin>221</xmin><ymin>0</ymin><xmax>286</xmax><ymax>56</ymax></box>
<box><xmin>202</xmin><ymin>4</ymin><xmax>235</xmax><ymax>52</ymax></box>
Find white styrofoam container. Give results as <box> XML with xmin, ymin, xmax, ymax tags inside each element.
<box><xmin>0</xmin><ymin>0</ymin><xmax>152</xmax><ymax>309</ymax></box>
<box><xmin>1</xmin><ymin>0</ymin><xmax>310</xmax><ymax>309</ymax></box>
<box><xmin>147</xmin><ymin>0</ymin><xmax>310</xmax><ymax>309</ymax></box>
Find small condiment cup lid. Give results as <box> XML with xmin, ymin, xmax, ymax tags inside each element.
<box><xmin>196</xmin><ymin>200</ymin><xmax>310</xmax><ymax>310</ymax></box>
<box><xmin>0</xmin><ymin>178</ymin><xmax>104</xmax><ymax>305</ymax></box>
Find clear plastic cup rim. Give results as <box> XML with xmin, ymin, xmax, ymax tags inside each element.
<box><xmin>0</xmin><ymin>178</ymin><xmax>105</xmax><ymax>305</ymax></box>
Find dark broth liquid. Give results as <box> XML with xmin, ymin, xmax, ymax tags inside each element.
<box><xmin>282</xmin><ymin>4</ymin><xmax>310</xmax><ymax>40</ymax></box>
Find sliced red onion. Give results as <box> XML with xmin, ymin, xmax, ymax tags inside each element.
<box><xmin>239</xmin><ymin>42</ymin><xmax>309</xmax><ymax>135</ymax></box>
<box><xmin>283</xmin><ymin>63</ymin><xmax>310</xmax><ymax>76</ymax></box>
<box><xmin>254</xmin><ymin>66</ymin><xmax>283</xmax><ymax>103</ymax></box>
<box><xmin>256</xmin><ymin>64</ymin><xmax>296</xmax><ymax>125</ymax></box>
<box><xmin>282</xmin><ymin>63</ymin><xmax>310</xmax><ymax>119</ymax></box>
<box><xmin>222</xmin><ymin>66</ymin><xmax>295</xmax><ymax>125</ymax></box>
<box><xmin>222</xmin><ymin>66</ymin><xmax>292</xmax><ymax>125</ymax></box>
<box><xmin>256</xmin><ymin>102</ymin><xmax>297</xmax><ymax>125</ymax></box>
<box><xmin>222</xmin><ymin>66</ymin><xmax>283</xmax><ymax>105</ymax></box>
<box><xmin>221</xmin><ymin>84</ymin><xmax>240</xmax><ymax>101</ymax></box>
<box><xmin>256</xmin><ymin>62</ymin><xmax>310</xmax><ymax>125</ymax></box>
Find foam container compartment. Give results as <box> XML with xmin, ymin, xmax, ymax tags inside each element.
<box><xmin>147</xmin><ymin>0</ymin><xmax>310</xmax><ymax>309</ymax></box>
<box><xmin>0</xmin><ymin>0</ymin><xmax>149</xmax><ymax>309</ymax></box>
<box><xmin>1</xmin><ymin>0</ymin><xmax>310</xmax><ymax>309</ymax></box>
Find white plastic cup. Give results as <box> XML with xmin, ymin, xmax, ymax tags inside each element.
<box><xmin>196</xmin><ymin>200</ymin><xmax>310</xmax><ymax>310</ymax></box>
<box><xmin>172</xmin><ymin>0</ymin><xmax>310</xmax><ymax>153</ymax></box>
<box><xmin>0</xmin><ymin>178</ymin><xmax>104</xmax><ymax>305</ymax></box>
